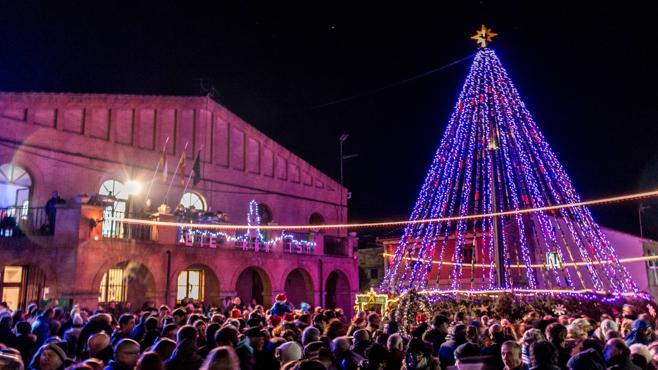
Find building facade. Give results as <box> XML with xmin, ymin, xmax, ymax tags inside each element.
<box><xmin>0</xmin><ymin>92</ymin><xmax>358</xmax><ymax>315</ymax></box>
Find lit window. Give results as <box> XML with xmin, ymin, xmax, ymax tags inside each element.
<box><xmin>1</xmin><ymin>266</ymin><xmax>23</xmax><ymax>311</ymax></box>
<box><xmin>0</xmin><ymin>163</ymin><xmax>32</xmax><ymax>209</ymax></box>
<box><xmin>99</xmin><ymin>268</ymin><xmax>125</xmax><ymax>302</ymax></box>
<box><xmin>177</xmin><ymin>269</ymin><xmax>204</xmax><ymax>302</ymax></box>
<box><xmin>99</xmin><ymin>180</ymin><xmax>127</xmax><ymax>237</ymax></box>
<box><xmin>180</xmin><ymin>192</ymin><xmax>206</xmax><ymax>211</ymax></box>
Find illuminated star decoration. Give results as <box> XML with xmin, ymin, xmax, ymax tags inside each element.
<box><xmin>553</xmin><ymin>304</ymin><xmax>567</xmax><ymax>316</ymax></box>
<box><xmin>470</xmin><ymin>24</ymin><xmax>498</xmax><ymax>48</ymax></box>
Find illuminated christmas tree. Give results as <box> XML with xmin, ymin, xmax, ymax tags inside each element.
<box><xmin>380</xmin><ymin>26</ymin><xmax>638</xmax><ymax>297</ymax></box>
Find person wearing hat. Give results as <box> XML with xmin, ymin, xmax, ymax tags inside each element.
<box><xmin>276</xmin><ymin>341</ymin><xmax>303</xmax><ymax>364</ymax></box>
<box><xmin>270</xmin><ymin>294</ymin><xmax>293</xmax><ymax>318</ymax></box>
<box><xmin>105</xmin><ymin>339</ymin><xmax>140</xmax><ymax>370</ymax></box>
<box><xmin>235</xmin><ymin>327</ymin><xmax>265</xmax><ymax>370</ymax></box>
<box><xmin>29</xmin><ymin>343</ymin><xmax>69</xmax><ymax>370</ymax></box>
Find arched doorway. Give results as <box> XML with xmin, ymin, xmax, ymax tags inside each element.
<box><xmin>176</xmin><ymin>264</ymin><xmax>220</xmax><ymax>306</ymax></box>
<box><xmin>99</xmin><ymin>261</ymin><xmax>155</xmax><ymax>310</ymax></box>
<box><xmin>309</xmin><ymin>213</ymin><xmax>325</xmax><ymax>226</ymax></box>
<box><xmin>284</xmin><ymin>268</ymin><xmax>314</xmax><ymax>307</ymax></box>
<box><xmin>325</xmin><ymin>270</ymin><xmax>350</xmax><ymax>310</ymax></box>
<box><xmin>235</xmin><ymin>267</ymin><xmax>272</xmax><ymax>307</ymax></box>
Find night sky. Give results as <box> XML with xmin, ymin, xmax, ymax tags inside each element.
<box><xmin>2</xmin><ymin>2</ymin><xmax>658</xmax><ymax>238</ymax></box>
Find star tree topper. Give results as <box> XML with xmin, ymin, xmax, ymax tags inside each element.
<box><xmin>471</xmin><ymin>25</ymin><xmax>498</xmax><ymax>48</ymax></box>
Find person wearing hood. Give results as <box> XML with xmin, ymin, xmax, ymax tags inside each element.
<box><xmin>29</xmin><ymin>343</ymin><xmax>70</xmax><ymax>370</ymax></box>
<box><xmin>604</xmin><ymin>338</ymin><xmax>642</xmax><ymax>370</ymax></box>
<box><xmin>593</xmin><ymin>319</ymin><xmax>618</xmax><ymax>344</ymax></box>
<box><xmin>566</xmin><ymin>348</ymin><xmax>606</xmax><ymax>370</ymax></box>
<box><xmin>625</xmin><ymin>320</ymin><xmax>653</xmax><ymax>346</ymax></box>
<box><xmin>63</xmin><ymin>314</ymin><xmax>84</xmax><ymax>357</ymax></box>
<box><xmin>165</xmin><ymin>325</ymin><xmax>203</xmax><ymax>370</ymax></box>
<box><xmin>32</xmin><ymin>309</ymin><xmax>54</xmax><ymax>348</ymax></box>
<box><xmin>104</xmin><ymin>339</ymin><xmax>140</xmax><ymax>370</ymax></box>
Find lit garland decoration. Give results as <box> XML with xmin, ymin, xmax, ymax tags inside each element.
<box><xmin>379</xmin><ymin>27</ymin><xmax>638</xmax><ymax>297</ymax></box>
<box><xmin>178</xmin><ymin>200</ymin><xmax>316</xmax><ymax>253</ymax></box>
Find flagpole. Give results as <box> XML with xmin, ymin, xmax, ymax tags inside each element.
<box><xmin>162</xmin><ymin>141</ymin><xmax>189</xmax><ymax>207</ymax></box>
<box><xmin>145</xmin><ymin>136</ymin><xmax>170</xmax><ymax>204</ymax></box>
<box><xmin>180</xmin><ymin>146</ymin><xmax>203</xmax><ymax>202</ymax></box>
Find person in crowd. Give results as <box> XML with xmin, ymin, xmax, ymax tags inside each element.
<box><xmin>29</xmin><ymin>342</ymin><xmax>70</xmax><ymax>370</ymax></box>
<box><xmin>151</xmin><ymin>338</ymin><xmax>176</xmax><ymax>362</ymax></box>
<box><xmin>352</xmin><ymin>329</ymin><xmax>371</xmax><ymax>358</ymax></box>
<box><xmin>136</xmin><ymin>351</ymin><xmax>164</xmax><ymax>370</ymax></box>
<box><xmin>593</xmin><ymin>319</ymin><xmax>618</xmax><ymax>343</ymax></box>
<box><xmin>200</xmin><ymin>346</ymin><xmax>240</xmax><ymax>370</ymax></box>
<box><xmin>403</xmin><ymin>338</ymin><xmax>439</xmax><ymax>370</ymax></box>
<box><xmin>423</xmin><ymin>315</ymin><xmax>450</xmax><ymax>356</ymax></box>
<box><xmin>366</xmin><ymin>313</ymin><xmax>381</xmax><ymax>336</ymax></box>
<box><xmin>482</xmin><ymin>324</ymin><xmax>506</xmax><ymax>369</ymax></box>
<box><xmin>604</xmin><ymin>338</ymin><xmax>642</xmax><ymax>370</ymax></box>
<box><xmin>198</xmin><ymin>323</ymin><xmax>221</xmax><ymax>359</ymax></box>
<box><xmin>275</xmin><ymin>341</ymin><xmax>302</xmax><ymax>366</ymax></box>
<box><xmin>77</xmin><ymin>314</ymin><xmax>113</xmax><ymax>359</ymax></box>
<box><xmin>105</xmin><ymin>339</ymin><xmax>141</xmax><ymax>370</ymax></box>
<box><xmin>32</xmin><ymin>308</ymin><xmax>54</xmax><ymax>348</ymax></box>
<box><xmin>331</xmin><ymin>336</ymin><xmax>363</xmax><ymax>370</ymax></box>
<box><xmin>63</xmin><ymin>314</ymin><xmax>85</xmax><ymax>357</ymax></box>
<box><xmin>629</xmin><ymin>343</ymin><xmax>651</xmax><ymax>370</ymax></box>
<box><xmin>140</xmin><ymin>317</ymin><xmax>161</xmax><ymax>351</ymax></box>
<box><xmin>111</xmin><ymin>315</ymin><xmax>136</xmax><ymax>346</ymax></box>
<box><xmin>15</xmin><ymin>320</ymin><xmax>38</xmax><ymax>364</ymax></box>
<box><xmin>386</xmin><ymin>333</ymin><xmax>405</xmax><ymax>370</ymax></box>
<box><xmin>501</xmin><ymin>341</ymin><xmax>527</xmax><ymax>370</ymax></box>
<box><xmin>544</xmin><ymin>323</ymin><xmax>569</xmax><ymax>370</ymax></box>
<box><xmin>521</xmin><ymin>329</ymin><xmax>543</xmax><ymax>368</ymax></box>
<box><xmin>626</xmin><ymin>320</ymin><xmax>653</xmax><ymax>346</ymax></box>
<box><xmin>0</xmin><ymin>316</ymin><xmax>16</xmax><ymax>347</ymax></box>
<box><xmin>270</xmin><ymin>295</ymin><xmax>294</xmax><ymax>318</ymax></box>
<box><xmin>87</xmin><ymin>332</ymin><xmax>113</xmax><ymax>364</ymax></box>
<box><xmin>530</xmin><ymin>341</ymin><xmax>560</xmax><ymax>370</ymax></box>
<box><xmin>164</xmin><ymin>325</ymin><xmax>203</xmax><ymax>370</ymax></box>
<box><xmin>438</xmin><ymin>324</ymin><xmax>467</xmax><ymax>369</ymax></box>
<box><xmin>359</xmin><ymin>343</ymin><xmax>389</xmax><ymax>370</ymax></box>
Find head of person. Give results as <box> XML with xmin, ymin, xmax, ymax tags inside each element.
<box><xmin>387</xmin><ymin>333</ymin><xmax>404</xmax><ymax>352</ymax></box>
<box><xmin>365</xmin><ymin>343</ymin><xmax>389</xmax><ymax>369</ymax></box>
<box><xmin>136</xmin><ymin>351</ymin><xmax>163</xmax><ymax>370</ymax></box>
<box><xmin>177</xmin><ymin>325</ymin><xmax>198</xmax><ymax>344</ymax></box>
<box><xmin>545</xmin><ymin>323</ymin><xmax>567</xmax><ymax>347</ymax></box>
<box><xmin>604</xmin><ymin>338</ymin><xmax>631</xmax><ymax>364</ymax></box>
<box><xmin>330</xmin><ymin>336</ymin><xmax>351</xmax><ymax>356</ymax></box>
<box><xmin>302</xmin><ymin>326</ymin><xmax>321</xmax><ymax>347</ymax></box>
<box><xmin>276</xmin><ymin>341</ymin><xmax>303</xmax><ymax>363</ymax></box>
<box><xmin>118</xmin><ymin>314</ymin><xmax>136</xmax><ymax>333</ymax></box>
<box><xmin>114</xmin><ymin>339</ymin><xmax>141</xmax><ymax>368</ymax></box>
<box><xmin>161</xmin><ymin>323</ymin><xmax>178</xmax><ymax>340</ymax></box>
<box><xmin>245</xmin><ymin>327</ymin><xmax>266</xmax><ymax>351</ymax></box>
<box><xmin>312</xmin><ymin>314</ymin><xmax>328</xmax><ymax>332</ymax></box>
<box><xmin>172</xmin><ymin>308</ymin><xmax>187</xmax><ymax>325</ymax></box>
<box><xmin>303</xmin><ymin>341</ymin><xmax>324</xmax><ymax>360</ymax></box>
<box><xmin>200</xmin><ymin>346</ymin><xmax>239</xmax><ymax>370</ymax></box>
<box><xmin>367</xmin><ymin>312</ymin><xmax>381</xmax><ymax>328</ymax></box>
<box><xmin>215</xmin><ymin>326</ymin><xmax>239</xmax><ymax>347</ymax></box>
<box><xmin>152</xmin><ymin>338</ymin><xmax>176</xmax><ymax>361</ymax></box>
<box><xmin>531</xmin><ymin>341</ymin><xmax>557</xmax><ymax>367</ymax></box>
<box><xmin>454</xmin><ymin>342</ymin><xmax>482</xmax><ymax>367</ymax></box>
<box><xmin>353</xmin><ymin>329</ymin><xmax>371</xmax><ymax>346</ymax></box>
<box><xmin>432</xmin><ymin>314</ymin><xmax>450</xmax><ymax>333</ymax></box>
<box><xmin>38</xmin><ymin>343</ymin><xmax>68</xmax><ymax>370</ymax></box>
<box><xmin>501</xmin><ymin>341</ymin><xmax>522</xmax><ymax>370</ymax></box>
<box><xmin>87</xmin><ymin>332</ymin><xmax>111</xmax><ymax>358</ymax></box>
<box><xmin>452</xmin><ymin>324</ymin><xmax>468</xmax><ymax>343</ymax></box>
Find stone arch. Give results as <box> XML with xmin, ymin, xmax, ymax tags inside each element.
<box><xmin>96</xmin><ymin>260</ymin><xmax>156</xmax><ymax>310</ymax></box>
<box><xmin>235</xmin><ymin>266</ymin><xmax>273</xmax><ymax>307</ymax></box>
<box><xmin>283</xmin><ymin>267</ymin><xmax>314</xmax><ymax>307</ymax></box>
<box><xmin>325</xmin><ymin>269</ymin><xmax>351</xmax><ymax>311</ymax></box>
<box><xmin>174</xmin><ymin>263</ymin><xmax>221</xmax><ymax>306</ymax></box>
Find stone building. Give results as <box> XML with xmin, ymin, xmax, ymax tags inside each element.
<box><xmin>0</xmin><ymin>92</ymin><xmax>358</xmax><ymax>315</ymax></box>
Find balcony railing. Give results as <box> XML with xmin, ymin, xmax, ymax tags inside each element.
<box><xmin>102</xmin><ymin>210</ymin><xmax>157</xmax><ymax>242</ymax></box>
<box><xmin>0</xmin><ymin>206</ymin><xmax>49</xmax><ymax>237</ymax></box>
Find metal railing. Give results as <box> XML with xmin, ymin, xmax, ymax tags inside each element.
<box><xmin>102</xmin><ymin>210</ymin><xmax>157</xmax><ymax>242</ymax></box>
<box><xmin>0</xmin><ymin>206</ymin><xmax>49</xmax><ymax>237</ymax></box>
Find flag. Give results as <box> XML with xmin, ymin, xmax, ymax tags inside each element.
<box><xmin>178</xmin><ymin>152</ymin><xmax>186</xmax><ymax>185</ymax></box>
<box><xmin>193</xmin><ymin>150</ymin><xmax>201</xmax><ymax>186</ymax></box>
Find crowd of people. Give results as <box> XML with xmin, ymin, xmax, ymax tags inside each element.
<box><xmin>0</xmin><ymin>294</ymin><xmax>657</xmax><ymax>370</ymax></box>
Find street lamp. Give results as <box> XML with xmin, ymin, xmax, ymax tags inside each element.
<box><xmin>339</xmin><ymin>134</ymin><xmax>358</xmax><ymax>186</ymax></box>
<box><xmin>640</xmin><ymin>203</ymin><xmax>651</xmax><ymax>238</ymax></box>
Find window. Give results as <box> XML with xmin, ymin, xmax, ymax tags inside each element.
<box><xmin>99</xmin><ymin>180</ymin><xmax>128</xmax><ymax>237</ymax></box>
<box><xmin>177</xmin><ymin>269</ymin><xmax>204</xmax><ymax>302</ymax></box>
<box><xmin>0</xmin><ymin>163</ymin><xmax>32</xmax><ymax>209</ymax></box>
<box><xmin>647</xmin><ymin>249</ymin><xmax>658</xmax><ymax>287</ymax></box>
<box><xmin>1</xmin><ymin>266</ymin><xmax>23</xmax><ymax>310</ymax></box>
<box><xmin>180</xmin><ymin>192</ymin><xmax>206</xmax><ymax>211</ymax></box>
<box><xmin>99</xmin><ymin>268</ymin><xmax>125</xmax><ymax>303</ymax></box>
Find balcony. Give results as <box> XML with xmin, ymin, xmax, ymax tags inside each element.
<box><xmin>0</xmin><ymin>206</ymin><xmax>49</xmax><ymax>237</ymax></box>
<box><xmin>0</xmin><ymin>204</ymin><xmax>358</xmax><ymax>259</ymax></box>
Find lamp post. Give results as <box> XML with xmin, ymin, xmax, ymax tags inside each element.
<box><xmin>338</xmin><ymin>134</ymin><xmax>358</xmax><ymax>227</ymax></box>
<box><xmin>640</xmin><ymin>203</ymin><xmax>651</xmax><ymax>238</ymax></box>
